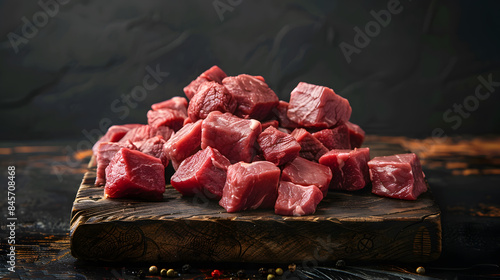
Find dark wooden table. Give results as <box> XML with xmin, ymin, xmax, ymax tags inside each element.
<box><xmin>1</xmin><ymin>136</ymin><xmax>499</xmax><ymax>279</ymax></box>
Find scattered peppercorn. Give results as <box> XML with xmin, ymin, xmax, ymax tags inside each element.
<box><xmin>160</xmin><ymin>268</ymin><xmax>168</xmax><ymax>277</ymax></box>
<box><xmin>267</xmin><ymin>273</ymin><xmax>275</xmax><ymax>280</ymax></box>
<box><xmin>237</xmin><ymin>269</ymin><xmax>246</xmax><ymax>278</ymax></box>
<box><xmin>288</xmin><ymin>263</ymin><xmax>296</xmax><ymax>272</ymax></box>
<box><xmin>258</xmin><ymin>267</ymin><xmax>267</xmax><ymax>277</ymax></box>
<box><xmin>416</xmin><ymin>266</ymin><xmax>425</xmax><ymax>274</ymax></box>
<box><xmin>166</xmin><ymin>268</ymin><xmax>176</xmax><ymax>278</ymax></box>
<box><xmin>212</xmin><ymin>269</ymin><xmax>222</xmax><ymax>279</ymax></box>
<box><xmin>182</xmin><ymin>264</ymin><xmax>191</xmax><ymax>273</ymax></box>
<box><xmin>275</xmin><ymin>268</ymin><xmax>283</xmax><ymax>276</ymax></box>
<box><xmin>335</xmin><ymin>259</ymin><xmax>346</xmax><ymax>269</ymax></box>
<box><xmin>149</xmin><ymin>265</ymin><xmax>158</xmax><ymax>275</ymax></box>
<box><xmin>267</xmin><ymin>268</ymin><xmax>275</xmax><ymax>275</ymax></box>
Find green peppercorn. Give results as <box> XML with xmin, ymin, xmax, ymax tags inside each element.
<box><xmin>149</xmin><ymin>265</ymin><xmax>158</xmax><ymax>275</ymax></box>
<box><xmin>267</xmin><ymin>274</ymin><xmax>275</xmax><ymax>280</ymax></box>
<box><xmin>288</xmin><ymin>263</ymin><xmax>296</xmax><ymax>272</ymax></box>
<box><xmin>275</xmin><ymin>268</ymin><xmax>283</xmax><ymax>276</ymax></box>
<box><xmin>258</xmin><ymin>267</ymin><xmax>267</xmax><ymax>277</ymax></box>
<box><xmin>160</xmin><ymin>268</ymin><xmax>168</xmax><ymax>277</ymax></box>
<box><xmin>416</xmin><ymin>266</ymin><xmax>425</xmax><ymax>274</ymax></box>
<box><xmin>167</xmin><ymin>268</ymin><xmax>176</xmax><ymax>278</ymax></box>
<box><xmin>237</xmin><ymin>269</ymin><xmax>246</xmax><ymax>278</ymax></box>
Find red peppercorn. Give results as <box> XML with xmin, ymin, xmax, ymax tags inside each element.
<box><xmin>212</xmin><ymin>269</ymin><xmax>222</xmax><ymax>279</ymax></box>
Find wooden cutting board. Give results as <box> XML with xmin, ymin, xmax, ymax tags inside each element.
<box><xmin>70</xmin><ymin>140</ymin><xmax>441</xmax><ymax>263</ymax></box>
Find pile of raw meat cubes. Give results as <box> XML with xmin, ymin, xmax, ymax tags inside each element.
<box><xmin>93</xmin><ymin>66</ymin><xmax>427</xmax><ymax>216</ymax></box>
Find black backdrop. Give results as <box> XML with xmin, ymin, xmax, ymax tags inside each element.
<box><xmin>1</xmin><ymin>0</ymin><xmax>499</xmax><ymax>140</ymax></box>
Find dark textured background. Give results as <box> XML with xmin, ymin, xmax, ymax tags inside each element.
<box><xmin>1</xmin><ymin>0</ymin><xmax>500</xmax><ymax>141</ymax></box>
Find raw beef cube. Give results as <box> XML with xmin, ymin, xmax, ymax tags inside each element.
<box><xmin>291</xmin><ymin>128</ymin><xmax>328</xmax><ymax>162</ymax></box>
<box><xmin>92</xmin><ymin>124</ymin><xmax>141</xmax><ymax>154</ymax></box>
<box><xmin>152</xmin><ymin>126</ymin><xmax>174</xmax><ymax>141</ymax></box>
<box><xmin>319</xmin><ymin>148</ymin><xmax>370</xmax><ymax>191</ymax></box>
<box><xmin>257</xmin><ymin>126</ymin><xmax>301</xmax><ymax>166</ymax></box>
<box><xmin>312</xmin><ymin>123</ymin><xmax>350</xmax><ymax>150</ymax></box>
<box><xmin>147</xmin><ymin>109</ymin><xmax>186</xmax><ymax>131</ymax></box>
<box><xmin>119</xmin><ymin>125</ymin><xmax>173</xmax><ymax>143</ymax></box>
<box><xmin>223</xmin><ymin>74</ymin><xmax>279</xmax><ymax>120</ymax></box>
<box><xmin>164</xmin><ymin>119</ymin><xmax>203</xmax><ymax>170</ymax></box>
<box><xmin>137</xmin><ymin>135</ymin><xmax>169</xmax><ymax>167</ymax></box>
<box><xmin>95</xmin><ymin>141</ymin><xmax>137</xmax><ymax>186</ymax></box>
<box><xmin>368</xmin><ymin>153</ymin><xmax>427</xmax><ymax>200</ymax></box>
<box><xmin>261</xmin><ymin>120</ymin><xmax>279</xmax><ymax>130</ymax></box>
<box><xmin>281</xmin><ymin>157</ymin><xmax>332</xmax><ymax>198</ymax></box>
<box><xmin>188</xmin><ymin>81</ymin><xmax>237</xmax><ymax>121</ymax></box>
<box><xmin>272</xmin><ymin>101</ymin><xmax>298</xmax><ymax>129</ymax></box>
<box><xmin>201</xmin><ymin>111</ymin><xmax>262</xmax><ymax>163</ymax></box>
<box><xmin>104</xmin><ymin>148</ymin><xmax>165</xmax><ymax>201</ymax></box>
<box><xmin>171</xmin><ymin>147</ymin><xmax>231</xmax><ymax>199</ymax></box>
<box><xmin>151</xmin><ymin>96</ymin><xmax>188</xmax><ymax>115</ymax></box>
<box><xmin>119</xmin><ymin>125</ymin><xmax>151</xmax><ymax>143</ymax></box>
<box><xmin>275</xmin><ymin>181</ymin><xmax>324</xmax><ymax>216</ymax></box>
<box><xmin>346</xmin><ymin>121</ymin><xmax>365</xmax><ymax>148</ymax></box>
<box><xmin>288</xmin><ymin>82</ymin><xmax>352</xmax><ymax>128</ymax></box>
<box><xmin>219</xmin><ymin>161</ymin><xmax>280</xmax><ymax>212</ymax></box>
<box><xmin>183</xmin><ymin>65</ymin><xmax>227</xmax><ymax>100</ymax></box>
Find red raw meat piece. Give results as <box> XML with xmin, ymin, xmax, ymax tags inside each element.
<box><xmin>261</xmin><ymin>120</ymin><xmax>279</xmax><ymax>130</ymax></box>
<box><xmin>257</xmin><ymin>126</ymin><xmax>301</xmax><ymax>166</ymax></box>
<box><xmin>104</xmin><ymin>148</ymin><xmax>165</xmax><ymax>201</ymax></box>
<box><xmin>275</xmin><ymin>181</ymin><xmax>324</xmax><ymax>216</ymax></box>
<box><xmin>164</xmin><ymin>119</ymin><xmax>203</xmax><ymax>170</ymax></box>
<box><xmin>312</xmin><ymin>123</ymin><xmax>350</xmax><ymax>150</ymax></box>
<box><xmin>346</xmin><ymin>121</ymin><xmax>365</xmax><ymax>148</ymax></box>
<box><xmin>95</xmin><ymin>141</ymin><xmax>137</xmax><ymax>186</ymax></box>
<box><xmin>272</xmin><ymin>101</ymin><xmax>298</xmax><ymax>129</ymax></box>
<box><xmin>188</xmin><ymin>81</ymin><xmax>237</xmax><ymax>121</ymax></box>
<box><xmin>151</xmin><ymin>96</ymin><xmax>188</xmax><ymax>115</ymax></box>
<box><xmin>219</xmin><ymin>161</ymin><xmax>280</xmax><ymax>212</ymax></box>
<box><xmin>171</xmin><ymin>147</ymin><xmax>231</xmax><ymax>200</ymax></box>
<box><xmin>183</xmin><ymin>66</ymin><xmax>227</xmax><ymax>100</ymax></box>
<box><xmin>222</xmin><ymin>74</ymin><xmax>279</xmax><ymax>120</ymax></box>
<box><xmin>291</xmin><ymin>128</ymin><xmax>328</xmax><ymax>162</ymax></box>
<box><xmin>281</xmin><ymin>157</ymin><xmax>332</xmax><ymax>198</ymax></box>
<box><xmin>147</xmin><ymin>109</ymin><xmax>186</xmax><ymax>131</ymax></box>
<box><xmin>288</xmin><ymin>82</ymin><xmax>351</xmax><ymax>128</ymax></box>
<box><xmin>119</xmin><ymin>125</ymin><xmax>173</xmax><ymax>143</ymax></box>
<box><xmin>92</xmin><ymin>124</ymin><xmax>141</xmax><ymax>154</ymax></box>
<box><xmin>137</xmin><ymin>135</ymin><xmax>169</xmax><ymax>167</ymax></box>
<box><xmin>319</xmin><ymin>148</ymin><xmax>370</xmax><ymax>191</ymax></box>
<box><xmin>368</xmin><ymin>153</ymin><xmax>427</xmax><ymax>200</ymax></box>
<box><xmin>201</xmin><ymin>111</ymin><xmax>262</xmax><ymax>163</ymax></box>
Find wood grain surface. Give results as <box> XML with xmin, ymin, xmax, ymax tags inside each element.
<box><xmin>70</xmin><ymin>142</ymin><xmax>441</xmax><ymax>263</ymax></box>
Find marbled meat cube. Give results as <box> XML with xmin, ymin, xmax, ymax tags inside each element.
<box><xmin>257</xmin><ymin>126</ymin><xmax>301</xmax><ymax>166</ymax></box>
<box><xmin>137</xmin><ymin>135</ymin><xmax>169</xmax><ymax>167</ymax></box>
<box><xmin>312</xmin><ymin>123</ymin><xmax>350</xmax><ymax>150</ymax></box>
<box><xmin>346</xmin><ymin>121</ymin><xmax>365</xmax><ymax>148</ymax></box>
<box><xmin>281</xmin><ymin>157</ymin><xmax>332</xmax><ymax>198</ymax></box>
<box><xmin>219</xmin><ymin>161</ymin><xmax>280</xmax><ymax>212</ymax></box>
<box><xmin>223</xmin><ymin>74</ymin><xmax>279</xmax><ymax>120</ymax></box>
<box><xmin>368</xmin><ymin>153</ymin><xmax>427</xmax><ymax>200</ymax></box>
<box><xmin>274</xmin><ymin>181</ymin><xmax>324</xmax><ymax>216</ymax></box>
<box><xmin>188</xmin><ymin>81</ymin><xmax>237</xmax><ymax>121</ymax></box>
<box><xmin>288</xmin><ymin>82</ymin><xmax>351</xmax><ymax>128</ymax></box>
<box><xmin>164</xmin><ymin>119</ymin><xmax>203</xmax><ymax>170</ymax></box>
<box><xmin>319</xmin><ymin>148</ymin><xmax>370</xmax><ymax>191</ymax></box>
<box><xmin>104</xmin><ymin>148</ymin><xmax>165</xmax><ymax>201</ymax></box>
<box><xmin>201</xmin><ymin>111</ymin><xmax>262</xmax><ymax>163</ymax></box>
<box><xmin>151</xmin><ymin>96</ymin><xmax>188</xmax><ymax>115</ymax></box>
<box><xmin>147</xmin><ymin>108</ymin><xmax>186</xmax><ymax>131</ymax></box>
<box><xmin>95</xmin><ymin>141</ymin><xmax>137</xmax><ymax>186</ymax></box>
<box><xmin>291</xmin><ymin>128</ymin><xmax>328</xmax><ymax>162</ymax></box>
<box><xmin>171</xmin><ymin>147</ymin><xmax>231</xmax><ymax>200</ymax></box>
<box><xmin>183</xmin><ymin>65</ymin><xmax>227</xmax><ymax>100</ymax></box>
<box><xmin>92</xmin><ymin>124</ymin><xmax>141</xmax><ymax>154</ymax></box>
